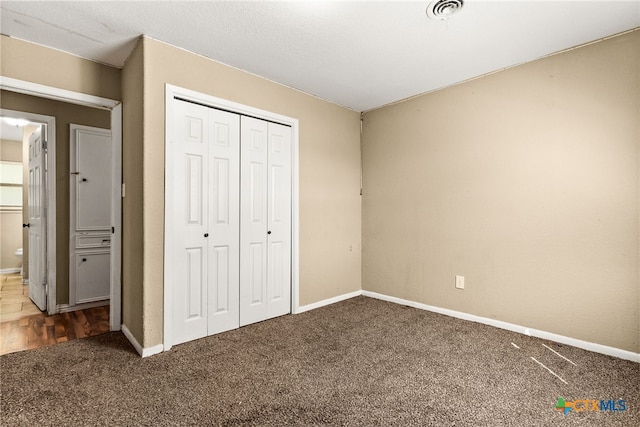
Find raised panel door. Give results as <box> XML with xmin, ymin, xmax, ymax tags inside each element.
<box><xmin>207</xmin><ymin>109</ymin><xmax>240</xmax><ymax>335</ymax></box>
<box><xmin>170</xmin><ymin>100</ymin><xmax>210</xmax><ymax>345</ymax></box>
<box><xmin>240</xmin><ymin>116</ymin><xmax>269</xmax><ymax>326</ymax></box>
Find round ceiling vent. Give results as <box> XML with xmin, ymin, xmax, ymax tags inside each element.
<box><xmin>426</xmin><ymin>0</ymin><xmax>464</xmax><ymax>20</ymax></box>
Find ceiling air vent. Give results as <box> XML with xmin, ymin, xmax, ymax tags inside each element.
<box><xmin>426</xmin><ymin>0</ymin><xmax>464</xmax><ymax>20</ymax></box>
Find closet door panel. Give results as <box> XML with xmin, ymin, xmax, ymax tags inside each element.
<box><xmin>171</xmin><ymin>100</ymin><xmax>209</xmax><ymax>345</ymax></box>
<box><xmin>266</xmin><ymin>122</ymin><xmax>292</xmax><ymax>319</ymax></box>
<box><xmin>240</xmin><ymin>116</ymin><xmax>268</xmax><ymax>326</ymax></box>
<box><xmin>207</xmin><ymin>109</ymin><xmax>240</xmax><ymax>335</ymax></box>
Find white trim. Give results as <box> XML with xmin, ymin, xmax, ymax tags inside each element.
<box><xmin>1</xmin><ymin>108</ymin><xmax>56</xmax><ymax>314</ymax></box>
<box><xmin>121</xmin><ymin>324</ymin><xmax>164</xmax><ymax>358</ymax></box>
<box><xmin>164</xmin><ymin>87</ymin><xmax>174</xmax><ymax>351</ymax></box>
<box><xmin>1</xmin><ymin>77</ymin><xmax>122</xmax><ymax>332</ymax></box>
<box><xmin>56</xmin><ymin>300</ymin><xmax>109</xmax><ymax>313</ymax></box>
<box><xmin>0</xmin><ymin>268</ymin><xmax>21</xmax><ymax>274</ymax></box>
<box><xmin>297</xmin><ymin>290</ymin><xmax>362</xmax><ymax>314</ymax></box>
<box><xmin>163</xmin><ymin>84</ymin><xmax>300</xmax><ymax>350</ymax></box>
<box><xmin>0</xmin><ymin>76</ymin><xmax>118</xmax><ymax>110</ymax></box>
<box><xmin>363</xmin><ymin>291</ymin><xmax>640</xmax><ymax>363</ymax></box>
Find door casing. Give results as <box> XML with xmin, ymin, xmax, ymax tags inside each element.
<box><xmin>164</xmin><ymin>84</ymin><xmax>300</xmax><ymax>351</ymax></box>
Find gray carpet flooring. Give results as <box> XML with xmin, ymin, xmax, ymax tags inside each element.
<box><xmin>1</xmin><ymin>296</ymin><xmax>638</xmax><ymax>426</ymax></box>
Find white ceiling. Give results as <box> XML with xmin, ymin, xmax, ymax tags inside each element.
<box><xmin>1</xmin><ymin>1</ymin><xmax>639</xmax><ymax>111</ymax></box>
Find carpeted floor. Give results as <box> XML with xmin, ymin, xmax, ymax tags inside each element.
<box><xmin>1</xmin><ymin>296</ymin><xmax>638</xmax><ymax>426</ymax></box>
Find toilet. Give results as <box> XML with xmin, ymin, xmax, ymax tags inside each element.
<box><xmin>15</xmin><ymin>248</ymin><xmax>23</xmax><ymax>275</ymax></box>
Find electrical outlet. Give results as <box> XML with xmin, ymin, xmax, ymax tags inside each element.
<box><xmin>455</xmin><ymin>275</ymin><xmax>465</xmax><ymax>290</ymax></box>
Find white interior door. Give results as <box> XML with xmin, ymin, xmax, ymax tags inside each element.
<box><xmin>266</xmin><ymin>122</ymin><xmax>292</xmax><ymax>319</ymax></box>
<box><xmin>240</xmin><ymin>116</ymin><xmax>269</xmax><ymax>326</ymax></box>
<box><xmin>240</xmin><ymin>117</ymin><xmax>292</xmax><ymax>325</ymax></box>
<box><xmin>170</xmin><ymin>101</ymin><xmax>210</xmax><ymax>344</ymax></box>
<box><xmin>170</xmin><ymin>100</ymin><xmax>240</xmax><ymax>344</ymax></box>
<box><xmin>27</xmin><ymin>126</ymin><xmax>46</xmax><ymax>311</ymax></box>
<box><xmin>207</xmin><ymin>107</ymin><xmax>240</xmax><ymax>335</ymax></box>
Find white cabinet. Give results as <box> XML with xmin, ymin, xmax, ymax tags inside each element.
<box><xmin>69</xmin><ymin>125</ymin><xmax>112</xmax><ymax>306</ymax></box>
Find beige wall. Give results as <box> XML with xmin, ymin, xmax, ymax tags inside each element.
<box><xmin>1</xmin><ymin>35</ymin><xmax>121</xmax><ymax>101</ymax></box>
<box><xmin>362</xmin><ymin>30</ymin><xmax>640</xmax><ymax>353</ymax></box>
<box><xmin>132</xmin><ymin>37</ymin><xmax>361</xmax><ymax>347</ymax></box>
<box><xmin>1</xmin><ymin>139</ymin><xmax>23</xmax><ymax>271</ymax></box>
<box><xmin>121</xmin><ymin>39</ymin><xmax>144</xmax><ymax>342</ymax></box>
<box><xmin>1</xmin><ymin>91</ymin><xmax>112</xmax><ymax>303</ymax></box>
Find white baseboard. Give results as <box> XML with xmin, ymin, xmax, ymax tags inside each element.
<box><xmin>296</xmin><ymin>289</ymin><xmax>362</xmax><ymax>314</ymax></box>
<box><xmin>0</xmin><ymin>268</ymin><xmax>21</xmax><ymax>274</ymax></box>
<box><xmin>121</xmin><ymin>324</ymin><xmax>163</xmax><ymax>358</ymax></box>
<box><xmin>57</xmin><ymin>300</ymin><xmax>109</xmax><ymax>313</ymax></box>
<box><xmin>362</xmin><ymin>290</ymin><xmax>640</xmax><ymax>363</ymax></box>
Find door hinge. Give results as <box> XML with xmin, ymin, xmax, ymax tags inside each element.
<box><xmin>42</xmin><ymin>140</ymin><xmax>48</xmax><ymax>150</ymax></box>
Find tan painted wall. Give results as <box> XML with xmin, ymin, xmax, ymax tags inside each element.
<box><xmin>1</xmin><ymin>35</ymin><xmax>121</xmax><ymax>101</ymax></box>
<box><xmin>1</xmin><ymin>91</ymin><xmax>111</xmax><ymax>303</ymax></box>
<box><xmin>1</xmin><ymin>139</ymin><xmax>23</xmax><ymax>270</ymax></box>
<box><xmin>121</xmin><ymin>39</ymin><xmax>144</xmax><ymax>342</ymax></box>
<box><xmin>138</xmin><ymin>37</ymin><xmax>361</xmax><ymax>347</ymax></box>
<box><xmin>362</xmin><ymin>30</ymin><xmax>640</xmax><ymax>353</ymax></box>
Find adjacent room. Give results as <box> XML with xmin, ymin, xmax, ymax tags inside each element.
<box><xmin>1</xmin><ymin>1</ymin><xmax>638</xmax><ymax>425</ymax></box>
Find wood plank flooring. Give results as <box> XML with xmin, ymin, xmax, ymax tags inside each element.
<box><xmin>0</xmin><ymin>274</ymin><xmax>110</xmax><ymax>356</ymax></box>
<box><xmin>0</xmin><ymin>273</ymin><xmax>42</xmax><ymax>322</ymax></box>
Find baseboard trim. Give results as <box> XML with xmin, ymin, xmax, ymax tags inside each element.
<box><xmin>121</xmin><ymin>324</ymin><xmax>164</xmax><ymax>358</ymax></box>
<box><xmin>296</xmin><ymin>290</ymin><xmax>362</xmax><ymax>314</ymax></box>
<box><xmin>362</xmin><ymin>291</ymin><xmax>640</xmax><ymax>363</ymax></box>
<box><xmin>57</xmin><ymin>300</ymin><xmax>109</xmax><ymax>313</ymax></box>
<box><xmin>0</xmin><ymin>268</ymin><xmax>21</xmax><ymax>274</ymax></box>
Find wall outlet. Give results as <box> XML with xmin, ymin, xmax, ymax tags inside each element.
<box><xmin>455</xmin><ymin>275</ymin><xmax>465</xmax><ymax>290</ymax></box>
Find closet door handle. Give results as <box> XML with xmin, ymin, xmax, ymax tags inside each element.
<box><xmin>267</xmin><ymin>231</ymin><xmax>272</xmax><ymax>235</ymax></box>
<box><xmin>204</xmin><ymin>233</ymin><xmax>209</xmax><ymax>237</ymax></box>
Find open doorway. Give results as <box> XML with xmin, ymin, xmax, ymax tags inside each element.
<box><xmin>1</xmin><ymin>113</ymin><xmax>52</xmax><ymax>317</ymax></box>
<box><xmin>0</xmin><ymin>77</ymin><xmax>122</xmax><ymax>354</ymax></box>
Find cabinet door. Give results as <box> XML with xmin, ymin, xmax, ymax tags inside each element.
<box><xmin>74</xmin><ymin>251</ymin><xmax>110</xmax><ymax>303</ymax></box>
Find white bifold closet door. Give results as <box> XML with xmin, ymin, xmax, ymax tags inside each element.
<box><xmin>171</xmin><ymin>101</ymin><xmax>241</xmax><ymax>345</ymax></box>
<box><xmin>170</xmin><ymin>100</ymin><xmax>291</xmax><ymax>346</ymax></box>
<box><xmin>240</xmin><ymin>117</ymin><xmax>292</xmax><ymax>326</ymax></box>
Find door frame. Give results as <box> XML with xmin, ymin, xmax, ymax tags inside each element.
<box><xmin>1</xmin><ymin>109</ymin><xmax>55</xmax><ymax>313</ymax></box>
<box><xmin>164</xmin><ymin>84</ymin><xmax>300</xmax><ymax>350</ymax></box>
<box><xmin>0</xmin><ymin>76</ymin><xmax>123</xmax><ymax>331</ymax></box>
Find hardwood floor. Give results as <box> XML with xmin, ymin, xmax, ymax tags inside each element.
<box><xmin>0</xmin><ymin>273</ymin><xmax>41</xmax><ymax>322</ymax></box>
<box><xmin>0</xmin><ymin>274</ymin><xmax>110</xmax><ymax>356</ymax></box>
